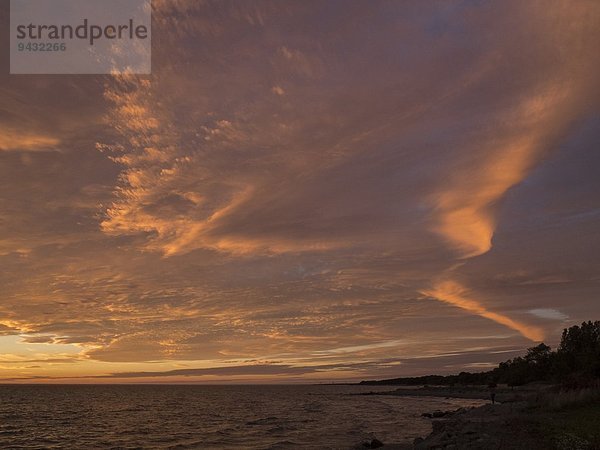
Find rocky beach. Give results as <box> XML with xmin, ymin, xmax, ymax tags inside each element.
<box><xmin>356</xmin><ymin>386</ymin><xmax>600</xmax><ymax>449</ymax></box>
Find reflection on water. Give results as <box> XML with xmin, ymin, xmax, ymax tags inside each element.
<box><xmin>0</xmin><ymin>384</ymin><xmax>485</xmax><ymax>449</ymax></box>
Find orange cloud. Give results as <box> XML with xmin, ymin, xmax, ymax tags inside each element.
<box><xmin>0</xmin><ymin>129</ymin><xmax>59</xmax><ymax>152</ymax></box>
<box><xmin>430</xmin><ymin>88</ymin><xmax>571</xmax><ymax>258</ymax></box>
<box><xmin>431</xmin><ymin>137</ymin><xmax>538</xmax><ymax>258</ymax></box>
<box><xmin>425</xmin><ymin>87</ymin><xmax>576</xmax><ymax>338</ymax></box>
<box><xmin>423</xmin><ymin>280</ymin><xmax>544</xmax><ymax>342</ymax></box>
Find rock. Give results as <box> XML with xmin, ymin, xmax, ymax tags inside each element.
<box><xmin>440</xmin><ymin>431</ymin><xmax>454</xmax><ymax>442</ymax></box>
<box><xmin>422</xmin><ymin>409</ymin><xmax>459</xmax><ymax>419</ymax></box>
<box><xmin>431</xmin><ymin>421</ymin><xmax>446</xmax><ymax>433</ymax></box>
<box><xmin>413</xmin><ymin>437</ymin><xmax>424</xmax><ymax>445</ymax></box>
<box><xmin>370</xmin><ymin>438</ymin><xmax>384</xmax><ymax>448</ymax></box>
<box><xmin>463</xmin><ymin>425</ymin><xmax>477</xmax><ymax>435</ymax></box>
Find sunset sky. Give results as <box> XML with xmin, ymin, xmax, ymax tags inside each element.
<box><xmin>1</xmin><ymin>0</ymin><xmax>599</xmax><ymax>383</ymax></box>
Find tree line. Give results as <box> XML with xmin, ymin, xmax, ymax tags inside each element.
<box><xmin>360</xmin><ymin>321</ymin><xmax>600</xmax><ymax>388</ymax></box>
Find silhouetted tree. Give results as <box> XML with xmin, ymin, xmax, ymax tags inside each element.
<box><xmin>525</xmin><ymin>343</ymin><xmax>553</xmax><ymax>380</ymax></box>
<box><xmin>359</xmin><ymin>321</ymin><xmax>600</xmax><ymax>389</ymax></box>
<box><xmin>556</xmin><ymin>321</ymin><xmax>600</xmax><ymax>387</ymax></box>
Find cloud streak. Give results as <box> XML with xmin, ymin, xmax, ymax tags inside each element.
<box><xmin>423</xmin><ymin>280</ymin><xmax>544</xmax><ymax>342</ymax></box>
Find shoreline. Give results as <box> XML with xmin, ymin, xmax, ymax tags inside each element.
<box><xmin>355</xmin><ymin>385</ymin><xmax>537</xmax><ymax>403</ymax></box>
<box><xmin>355</xmin><ymin>385</ymin><xmax>600</xmax><ymax>449</ymax></box>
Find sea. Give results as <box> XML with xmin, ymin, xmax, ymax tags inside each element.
<box><xmin>0</xmin><ymin>384</ymin><xmax>486</xmax><ymax>449</ymax></box>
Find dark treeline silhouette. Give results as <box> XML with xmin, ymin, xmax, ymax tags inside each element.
<box><xmin>360</xmin><ymin>321</ymin><xmax>600</xmax><ymax>388</ymax></box>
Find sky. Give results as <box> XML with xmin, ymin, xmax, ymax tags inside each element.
<box><xmin>1</xmin><ymin>0</ymin><xmax>599</xmax><ymax>383</ymax></box>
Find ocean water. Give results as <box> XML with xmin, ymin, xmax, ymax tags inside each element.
<box><xmin>0</xmin><ymin>385</ymin><xmax>485</xmax><ymax>449</ymax></box>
